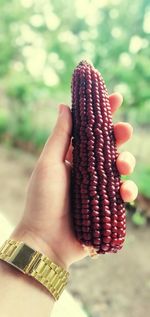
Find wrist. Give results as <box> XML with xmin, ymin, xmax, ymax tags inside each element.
<box><xmin>9</xmin><ymin>223</ymin><xmax>69</xmax><ymax>270</ymax></box>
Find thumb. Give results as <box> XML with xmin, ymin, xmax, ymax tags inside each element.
<box><xmin>42</xmin><ymin>104</ymin><xmax>72</xmax><ymax>162</ymax></box>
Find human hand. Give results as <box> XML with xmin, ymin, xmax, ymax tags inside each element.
<box><xmin>11</xmin><ymin>93</ymin><xmax>138</xmax><ymax>269</ymax></box>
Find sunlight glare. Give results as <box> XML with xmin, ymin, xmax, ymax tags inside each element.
<box><xmin>143</xmin><ymin>11</ymin><xmax>150</xmax><ymax>33</ymax></box>
<box><xmin>119</xmin><ymin>53</ymin><xmax>132</xmax><ymax>67</ymax></box>
<box><xmin>30</xmin><ymin>14</ymin><xmax>44</xmax><ymax>27</ymax></box>
<box><xmin>129</xmin><ymin>36</ymin><xmax>146</xmax><ymax>54</ymax></box>
<box><xmin>25</xmin><ymin>48</ymin><xmax>46</xmax><ymax>77</ymax></box>
<box><xmin>20</xmin><ymin>0</ymin><xmax>33</xmax><ymax>8</ymax></box>
<box><xmin>43</xmin><ymin>67</ymin><xmax>59</xmax><ymax>86</ymax></box>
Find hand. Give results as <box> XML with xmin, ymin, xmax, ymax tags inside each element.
<box><xmin>11</xmin><ymin>93</ymin><xmax>138</xmax><ymax>269</ymax></box>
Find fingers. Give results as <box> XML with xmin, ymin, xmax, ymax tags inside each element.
<box><xmin>114</xmin><ymin>122</ymin><xmax>133</xmax><ymax>146</ymax></box>
<box><xmin>109</xmin><ymin>94</ymin><xmax>137</xmax><ymax>202</ymax></box>
<box><xmin>42</xmin><ymin>104</ymin><xmax>72</xmax><ymax>162</ymax></box>
<box><xmin>109</xmin><ymin>93</ymin><xmax>123</xmax><ymax>114</ymax></box>
<box><xmin>116</xmin><ymin>151</ymin><xmax>137</xmax><ymax>202</ymax></box>
<box><xmin>116</xmin><ymin>151</ymin><xmax>136</xmax><ymax>175</ymax></box>
<box><xmin>120</xmin><ymin>180</ymin><xmax>138</xmax><ymax>202</ymax></box>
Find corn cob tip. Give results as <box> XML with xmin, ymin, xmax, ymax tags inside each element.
<box><xmin>78</xmin><ymin>60</ymin><xmax>93</xmax><ymax>67</ymax></box>
<box><xmin>74</xmin><ymin>60</ymin><xmax>100</xmax><ymax>79</ymax></box>
<box><xmin>77</xmin><ymin>60</ymin><xmax>97</xmax><ymax>71</ymax></box>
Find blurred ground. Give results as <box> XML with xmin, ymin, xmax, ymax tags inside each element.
<box><xmin>0</xmin><ymin>145</ymin><xmax>149</xmax><ymax>317</ymax></box>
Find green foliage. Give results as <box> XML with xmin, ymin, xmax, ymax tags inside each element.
<box><xmin>8</xmin><ymin>107</ymin><xmax>50</xmax><ymax>149</ymax></box>
<box><xmin>11</xmin><ymin>115</ymin><xmax>34</xmax><ymax>142</ymax></box>
<box><xmin>129</xmin><ymin>164</ymin><xmax>150</xmax><ymax>198</ymax></box>
<box><xmin>123</xmin><ymin>162</ymin><xmax>150</xmax><ymax>199</ymax></box>
<box><xmin>128</xmin><ymin>102</ymin><xmax>150</xmax><ymax>126</ymax></box>
<box><xmin>32</xmin><ymin>129</ymin><xmax>50</xmax><ymax>149</ymax></box>
<box><xmin>132</xmin><ymin>211</ymin><xmax>147</xmax><ymax>226</ymax></box>
<box><xmin>0</xmin><ymin>108</ymin><xmax>9</xmax><ymax>134</ymax></box>
<box><xmin>0</xmin><ymin>0</ymin><xmax>149</xmax><ymax>112</ymax></box>
<box><xmin>6</xmin><ymin>73</ymin><xmax>33</xmax><ymax>104</ymax></box>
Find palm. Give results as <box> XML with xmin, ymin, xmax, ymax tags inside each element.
<box><xmin>22</xmin><ymin>159</ymin><xmax>86</xmax><ymax>266</ymax></box>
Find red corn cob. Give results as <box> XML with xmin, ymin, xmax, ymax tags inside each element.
<box><xmin>71</xmin><ymin>60</ymin><xmax>126</xmax><ymax>256</ymax></box>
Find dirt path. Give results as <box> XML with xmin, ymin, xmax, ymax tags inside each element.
<box><xmin>0</xmin><ymin>145</ymin><xmax>149</xmax><ymax>317</ymax></box>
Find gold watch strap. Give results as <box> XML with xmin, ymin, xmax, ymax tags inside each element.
<box><xmin>0</xmin><ymin>239</ymin><xmax>69</xmax><ymax>300</ymax></box>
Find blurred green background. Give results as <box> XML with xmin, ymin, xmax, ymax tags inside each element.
<box><xmin>0</xmin><ymin>0</ymin><xmax>150</xmax><ymax>316</ymax></box>
<box><xmin>0</xmin><ymin>0</ymin><xmax>150</xmax><ymax>220</ymax></box>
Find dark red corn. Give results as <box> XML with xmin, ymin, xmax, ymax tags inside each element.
<box><xmin>71</xmin><ymin>60</ymin><xmax>126</xmax><ymax>256</ymax></box>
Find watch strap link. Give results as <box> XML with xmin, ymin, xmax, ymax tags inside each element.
<box><xmin>0</xmin><ymin>239</ymin><xmax>69</xmax><ymax>300</ymax></box>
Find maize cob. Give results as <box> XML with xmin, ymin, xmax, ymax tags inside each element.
<box><xmin>71</xmin><ymin>60</ymin><xmax>126</xmax><ymax>256</ymax></box>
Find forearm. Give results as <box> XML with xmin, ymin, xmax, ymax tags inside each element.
<box><xmin>0</xmin><ymin>225</ymin><xmax>65</xmax><ymax>317</ymax></box>
<box><xmin>0</xmin><ymin>260</ymin><xmax>54</xmax><ymax>317</ymax></box>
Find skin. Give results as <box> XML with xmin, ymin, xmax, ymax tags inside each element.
<box><xmin>0</xmin><ymin>93</ymin><xmax>138</xmax><ymax>317</ymax></box>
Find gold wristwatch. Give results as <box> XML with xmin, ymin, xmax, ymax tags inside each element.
<box><xmin>0</xmin><ymin>239</ymin><xmax>69</xmax><ymax>300</ymax></box>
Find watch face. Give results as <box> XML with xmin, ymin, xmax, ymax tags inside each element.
<box><xmin>9</xmin><ymin>244</ymin><xmax>36</xmax><ymax>272</ymax></box>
